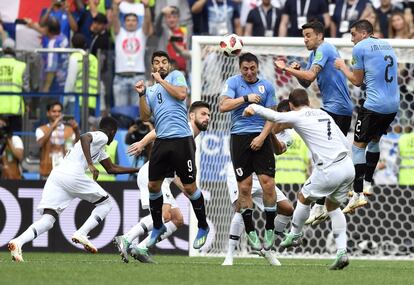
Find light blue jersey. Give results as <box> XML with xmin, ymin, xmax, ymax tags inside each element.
<box><xmin>145</xmin><ymin>70</ymin><xmax>192</xmax><ymax>138</ymax></box>
<box><xmin>352</xmin><ymin>37</ymin><xmax>399</xmax><ymax>114</ymax></box>
<box><xmin>222</xmin><ymin>75</ymin><xmax>277</xmax><ymax>134</ymax></box>
<box><xmin>306</xmin><ymin>42</ymin><xmax>353</xmax><ymax>116</ymax></box>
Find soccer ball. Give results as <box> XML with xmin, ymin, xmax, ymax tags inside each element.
<box><xmin>219</xmin><ymin>34</ymin><xmax>244</xmax><ymax>57</ymax></box>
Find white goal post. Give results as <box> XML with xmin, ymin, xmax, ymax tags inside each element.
<box><xmin>189</xmin><ymin>36</ymin><xmax>414</xmax><ymax>259</ymax></box>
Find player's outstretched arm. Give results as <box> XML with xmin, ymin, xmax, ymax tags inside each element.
<box><xmin>99</xmin><ymin>158</ymin><xmax>139</xmax><ymax>175</ymax></box>
<box><xmin>245</xmin><ymin>104</ymin><xmax>294</xmax><ymax>125</ymax></box>
<box><xmin>127</xmin><ymin>129</ymin><xmax>156</xmax><ymax>156</ymax></box>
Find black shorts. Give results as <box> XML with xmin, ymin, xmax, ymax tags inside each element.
<box><xmin>322</xmin><ymin>109</ymin><xmax>352</xmax><ymax>136</ymax></box>
<box><xmin>230</xmin><ymin>133</ymin><xmax>275</xmax><ymax>182</ymax></box>
<box><xmin>149</xmin><ymin>136</ymin><xmax>196</xmax><ymax>184</ymax></box>
<box><xmin>354</xmin><ymin>106</ymin><xmax>396</xmax><ymax>143</ymax></box>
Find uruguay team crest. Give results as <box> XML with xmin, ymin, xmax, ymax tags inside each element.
<box><xmin>258</xmin><ymin>85</ymin><xmax>265</xmax><ymax>94</ymax></box>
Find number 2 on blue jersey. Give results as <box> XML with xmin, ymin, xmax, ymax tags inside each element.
<box><xmin>384</xmin><ymin>55</ymin><xmax>394</xmax><ymax>83</ymax></box>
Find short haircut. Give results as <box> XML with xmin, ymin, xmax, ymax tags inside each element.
<box><xmin>276</xmin><ymin>99</ymin><xmax>291</xmax><ymax>112</ymax></box>
<box><xmin>46</xmin><ymin>18</ymin><xmax>61</xmax><ymax>35</ymax></box>
<box><xmin>189</xmin><ymin>101</ymin><xmax>210</xmax><ymax>113</ymax></box>
<box><xmin>169</xmin><ymin>6</ymin><xmax>180</xmax><ymax>15</ymax></box>
<box><xmin>46</xmin><ymin>101</ymin><xmax>63</xmax><ymax>111</ymax></box>
<box><xmin>239</xmin><ymin>52</ymin><xmax>259</xmax><ymax>67</ymax></box>
<box><xmin>302</xmin><ymin>20</ymin><xmax>325</xmax><ymax>35</ymax></box>
<box><xmin>350</xmin><ymin>20</ymin><xmax>373</xmax><ymax>35</ymax></box>
<box><xmin>151</xmin><ymin>50</ymin><xmax>171</xmax><ymax>64</ymax></box>
<box><xmin>289</xmin><ymin>89</ymin><xmax>310</xmax><ymax>107</ymax></box>
<box><xmin>125</xmin><ymin>13</ymin><xmax>138</xmax><ymax>20</ymax></box>
<box><xmin>99</xmin><ymin>116</ymin><xmax>118</xmax><ymax>132</ymax></box>
<box><xmin>71</xmin><ymin>33</ymin><xmax>87</xmax><ymax>49</ymax></box>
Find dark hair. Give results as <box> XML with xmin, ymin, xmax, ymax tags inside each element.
<box><xmin>350</xmin><ymin>20</ymin><xmax>373</xmax><ymax>35</ymax></box>
<box><xmin>99</xmin><ymin>116</ymin><xmax>118</xmax><ymax>132</ymax></box>
<box><xmin>46</xmin><ymin>101</ymin><xmax>63</xmax><ymax>111</ymax></box>
<box><xmin>151</xmin><ymin>50</ymin><xmax>170</xmax><ymax>64</ymax></box>
<box><xmin>169</xmin><ymin>6</ymin><xmax>180</xmax><ymax>15</ymax></box>
<box><xmin>239</xmin><ymin>52</ymin><xmax>259</xmax><ymax>67</ymax></box>
<box><xmin>276</xmin><ymin>99</ymin><xmax>291</xmax><ymax>112</ymax></box>
<box><xmin>71</xmin><ymin>33</ymin><xmax>87</xmax><ymax>49</ymax></box>
<box><xmin>46</xmin><ymin>18</ymin><xmax>61</xmax><ymax>35</ymax></box>
<box><xmin>289</xmin><ymin>89</ymin><xmax>310</xmax><ymax>107</ymax></box>
<box><xmin>302</xmin><ymin>20</ymin><xmax>325</xmax><ymax>35</ymax></box>
<box><xmin>189</xmin><ymin>101</ymin><xmax>210</xmax><ymax>113</ymax></box>
<box><xmin>93</xmin><ymin>13</ymin><xmax>108</xmax><ymax>24</ymax></box>
<box><xmin>124</xmin><ymin>13</ymin><xmax>138</xmax><ymax>20</ymax></box>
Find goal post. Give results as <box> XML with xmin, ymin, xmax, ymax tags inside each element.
<box><xmin>189</xmin><ymin>36</ymin><xmax>414</xmax><ymax>259</ymax></box>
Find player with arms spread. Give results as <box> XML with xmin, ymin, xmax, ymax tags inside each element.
<box><xmin>244</xmin><ymin>89</ymin><xmax>355</xmax><ymax>270</ymax></box>
<box><xmin>335</xmin><ymin>20</ymin><xmax>399</xmax><ymax>213</ymax></box>
<box><xmin>8</xmin><ymin>117</ymin><xmax>139</xmax><ymax>262</ymax></box>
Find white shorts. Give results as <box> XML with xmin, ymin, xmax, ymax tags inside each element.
<box><xmin>226</xmin><ymin>166</ymin><xmax>287</xmax><ymax>211</ymax></box>
<box><xmin>301</xmin><ymin>156</ymin><xmax>355</xmax><ymax>204</ymax></box>
<box><xmin>138</xmin><ymin>163</ymin><xmax>177</xmax><ymax>209</ymax></box>
<box><xmin>37</xmin><ymin>166</ymin><xmax>108</xmax><ymax>214</ymax></box>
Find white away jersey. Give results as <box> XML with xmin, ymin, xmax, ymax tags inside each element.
<box><xmin>251</xmin><ymin>104</ymin><xmax>350</xmax><ymax>168</ymax></box>
<box><xmin>60</xmin><ymin>131</ymin><xmax>109</xmax><ymax>171</ymax></box>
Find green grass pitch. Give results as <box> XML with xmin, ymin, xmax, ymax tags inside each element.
<box><xmin>1</xmin><ymin>252</ymin><xmax>412</xmax><ymax>285</ymax></box>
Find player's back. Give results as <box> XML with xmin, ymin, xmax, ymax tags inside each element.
<box><xmin>60</xmin><ymin>131</ymin><xmax>108</xmax><ymax>172</ymax></box>
<box><xmin>288</xmin><ymin>108</ymin><xmax>350</xmax><ymax>168</ymax></box>
<box><xmin>146</xmin><ymin>70</ymin><xmax>192</xmax><ymax>139</ymax></box>
<box><xmin>353</xmin><ymin>37</ymin><xmax>399</xmax><ymax>114</ymax></box>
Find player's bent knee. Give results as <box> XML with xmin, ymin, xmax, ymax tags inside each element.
<box><xmin>43</xmin><ymin>208</ymin><xmax>59</xmax><ymax>221</ymax></box>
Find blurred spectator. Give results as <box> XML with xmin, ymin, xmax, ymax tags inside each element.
<box><xmin>119</xmin><ymin>0</ymin><xmax>146</xmax><ymax>29</ymax></box>
<box><xmin>278</xmin><ymin>0</ymin><xmax>330</xmax><ymax>37</ymax></box>
<box><xmin>26</xmin><ymin>18</ymin><xmax>69</xmax><ymax>92</ymax></box>
<box><xmin>74</xmin><ymin>0</ymin><xmax>100</xmax><ymax>46</ymax></box>
<box><xmin>363</xmin><ymin>8</ymin><xmax>383</xmax><ymax>38</ymax></box>
<box><xmin>36</xmin><ymin>101</ymin><xmax>80</xmax><ymax>179</ymax></box>
<box><xmin>40</xmin><ymin>0</ymin><xmax>79</xmax><ymax>40</ymax></box>
<box><xmin>188</xmin><ymin>0</ymin><xmax>209</xmax><ymax>35</ymax></box>
<box><xmin>374</xmin><ymin>0</ymin><xmax>404</xmax><ymax>38</ymax></box>
<box><xmin>240</xmin><ymin>0</ymin><xmax>285</xmax><ymax>30</ymax></box>
<box><xmin>64</xmin><ymin>33</ymin><xmax>98</xmax><ymax>116</ymax></box>
<box><xmin>244</xmin><ymin>0</ymin><xmax>281</xmax><ymax>36</ymax></box>
<box><xmin>388</xmin><ymin>11</ymin><xmax>414</xmax><ymax>39</ymax></box>
<box><xmin>90</xmin><ymin>13</ymin><xmax>113</xmax><ymax>112</ymax></box>
<box><xmin>0</xmin><ymin>117</ymin><xmax>24</xmax><ymax>179</ymax></box>
<box><xmin>330</xmin><ymin>0</ymin><xmax>371</xmax><ymax>38</ymax></box>
<box><xmin>155</xmin><ymin>6</ymin><xmax>190</xmax><ymax>73</ymax></box>
<box><xmin>397</xmin><ymin>124</ymin><xmax>414</xmax><ymax>185</ymax></box>
<box><xmin>207</xmin><ymin>0</ymin><xmax>242</xmax><ymax>35</ymax></box>
<box><xmin>112</xmin><ymin>0</ymin><xmax>153</xmax><ymax>107</ymax></box>
<box><xmin>0</xmin><ymin>18</ymin><xmax>8</xmax><ymax>46</ymax></box>
<box><xmin>155</xmin><ymin>0</ymin><xmax>193</xmax><ymax>41</ymax></box>
<box><xmin>125</xmin><ymin>118</ymin><xmax>153</xmax><ymax>179</ymax></box>
<box><xmin>0</xmin><ymin>38</ymin><xmax>29</xmax><ymax>132</ymax></box>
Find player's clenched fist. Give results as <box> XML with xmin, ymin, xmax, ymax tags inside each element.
<box><xmin>247</xmin><ymin>94</ymin><xmax>261</xmax><ymax>103</ymax></box>
<box><xmin>135</xmin><ymin>80</ymin><xmax>145</xmax><ymax>94</ymax></box>
<box><xmin>334</xmin><ymin>58</ymin><xmax>346</xmax><ymax>70</ymax></box>
<box><xmin>242</xmin><ymin>106</ymin><xmax>256</xmax><ymax>117</ymax></box>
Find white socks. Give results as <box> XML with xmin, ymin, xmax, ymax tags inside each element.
<box><xmin>328</xmin><ymin>208</ymin><xmax>347</xmax><ymax>252</ymax></box>
<box><xmin>124</xmin><ymin>215</ymin><xmax>154</xmax><ymax>243</ymax></box>
<box><xmin>225</xmin><ymin>212</ymin><xmax>244</xmax><ymax>258</ymax></box>
<box><xmin>274</xmin><ymin>214</ymin><xmax>291</xmax><ymax>235</ymax></box>
<box><xmin>138</xmin><ymin>221</ymin><xmax>178</xmax><ymax>248</ymax></box>
<box><xmin>291</xmin><ymin>201</ymin><xmax>310</xmax><ymax>235</ymax></box>
<box><xmin>14</xmin><ymin>214</ymin><xmax>56</xmax><ymax>246</ymax></box>
<box><xmin>77</xmin><ymin>199</ymin><xmax>112</xmax><ymax>236</ymax></box>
